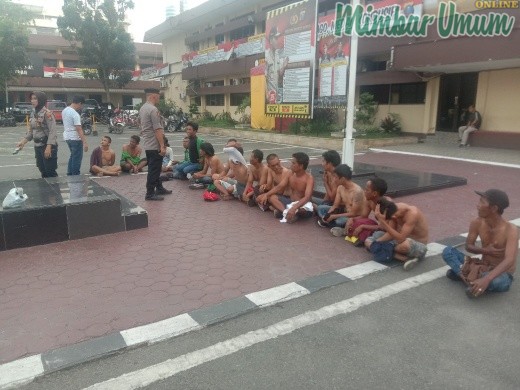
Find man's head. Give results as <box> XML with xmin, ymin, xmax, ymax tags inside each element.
<box><xmin>378</xmin><ymin>198</ymin><xmax>398</xmax><ymax>220</ymax></box>
<box><xmin>333</xmin><ymin>164</ymin><xmax>352</xmax><ymax>182</ymax></box>
<box><xmin>475</xmin><ymin>189</ymin><xmax>509</xmax><ymax>216</ymax></box>
<box><xmin>321</xmin><ymin>150</ymin><xmax>341</xmax><ymax>171</ymax></box>
<box><xmin>70</xmin><ymin>95</ymin><xmax>85</xmax><ymax>111</ymax></box>
<box><xmin>182</xmin><ymin>136</ymin><xmax>190</xmax><ymax>149</ymax></box>
<box><xmin>468</xmin><ymin>104</ymin><xmax>476</xmax><ymax>113</ymax></box>
<box><xmin>101</xmin><ymin>135</ymin><xmax>112</xmax><ymax>146</ymax></box>
<box><xmin>186</xmin><ymin>121</ymin><xmax>199</xmax><ymax>138</ymax></box>
<box><xmin>200</xmin><ymin>142</ymin><xmax>215</xmax><ymax>157</ymax></box>
<box><xmin>145</xmin><ymin>88</ymin><xmax>160</xmax><ymax>105</ymax></box>
<box><xmin>291</xmin><ymin>152</ymin><xmax>309</xmax><ymax>172</ymax></box>
<box><xmin>250</xmin><ymin>149</ymin><xmax>264</xmax><ymax>165</ymax></box>
<box><xmin>365</xmin><ymin>177</ymin><xmax>388</xmax><ymax>201</ymax></box>
<box><xmin>266</xmin><ymin>153</ymin><xmax>283</xmax><ymax>174</ymax></box>
<box><xmin>129</xmin><ymin>135</ymin><xmax>140</xmax><ymax>147</ymax></box>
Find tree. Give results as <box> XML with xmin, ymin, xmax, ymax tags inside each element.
<box><xmin>58</xmin><ymin>0</ymin><xmax>136</xmax><ymax>102</ymax></box>
<box><xmin>0</xmin><ymin>0</ymin><xmax>31</xmax><ymax>104</ymax></box>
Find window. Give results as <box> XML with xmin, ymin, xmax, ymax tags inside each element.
<box><xmin>53</xmin><ymin>94</ymin><xmax>67</xmax><ymax>102</ymax></box>
<box><xmin>360</xmin><ymin>83</ymin><xmax>426</xmax><ymax>105</ymax></box>
<box><xmin>62</xmin><ymin>60</ymin><xmax>80</xmax><ymax>68</ymax></box>
<box><xmin>229</xmin><ymin>25</ymin><xmax>255</xmax><ymax>41</ymax></box>
<box><xmin>230</xmin><ymin>93</ymin><xmax>249</xmax><ymax>106</ymax></box>
<box><xmin>191</xmin><ymin>96</ymin><xmax>201</xmax><ymax>106</ymax></box>
<box><xmin>215</xmin><ymin>34</ymin><xmax>225</xmax><ymax>45</ymax></box>
<box><xmin>206</xmin><ymin>94</ymin><xmax>225</xmax><ymax>106</ymax></box>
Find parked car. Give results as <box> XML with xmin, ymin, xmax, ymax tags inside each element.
<box><xmin>83</xmin><ymin>99</ymin><xmax>102</xmax><ymax>116</ymax></box>
<box><xmin>11</xmin><ymin>102</ymin><xmax>33</xmax><ymax>122</ymax></box>
<box><xmin>47</xmin><ymin>100</ymin><xmax>67</xmax><ymax>123</ymax></box>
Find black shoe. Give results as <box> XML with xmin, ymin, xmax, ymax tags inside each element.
<box><xmin>145</xmin><ymin>194</ymin><xmax>164</xmax><ymax>201</ymax></box>
<box><xmin>317</xmin><ymin>219</ymin><xmax>330</xmax><ymax>228</ymax></box>
<box><xmin>446</xmin><ymin>269</ymin><xmax>462</xmax><ymax>282</ymax></box>
<box><xmin>274</xmin><ymin>209</ymin><xmax>283</xmax><ymax>219</ymax></box>
<box><xmin>247</xmin><ymin>197</ymin><xmax>256</xmax><ymax>207</ymax></box>
<box><xmin>156</xmin><ymin>187</ymin><xmax>172</xmax><ymax>195</ymax></box>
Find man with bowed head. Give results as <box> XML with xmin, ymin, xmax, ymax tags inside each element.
<box><xmin>139</xmin><ymin>88</ymin><xmax>172</xmax><ymax>201</ymax></box>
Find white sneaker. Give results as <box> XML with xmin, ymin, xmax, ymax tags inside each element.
<box><xmin>330</xmin><ymin>227</ymin><xmax>345</xmax><ymax>237</ymax></box>
<box><xmin>403</xmin><ymin>258</ymin><xmax>418</xmax><ymax>271</ymax></box>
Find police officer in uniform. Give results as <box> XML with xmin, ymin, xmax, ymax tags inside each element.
<box><xmin>16</xmin><ymin>91</ymin><xmax>58</xmax><ymax>178</ymax></box>
<box><xmin>140</xmin><ymin>88</ymin><xmax>172</xmax><ymax>200</ymax></box>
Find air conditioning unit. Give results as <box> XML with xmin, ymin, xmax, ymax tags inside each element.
<box><xmin>386</xmin><ymin>60</ymin><xmax>393</xmax><ymax>70</ymax></box>
<box><xmin>160</xmin><ymin>79</ymin><xmax>167</xmax><ymax>88</ymax></box>
<box><xmin>179</xmin><ymin>92</ymin><xmax>186</xmax><ymax>100</ymax></box>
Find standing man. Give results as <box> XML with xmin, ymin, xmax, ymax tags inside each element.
<box><xmin>442</xmin><ymin>189</ymin><xmax>517</xmax><ymax>298</ymax></box>
<box><xmin>139</xmin><ymin>88</ymin><xmax>172</xmax><ymax>201</ymax></box>
<box><xmin>62</xmin><ymin>96</ymin><xmax>88</xmax><ymax>175</ymax></box>
<box><xmin>458</xmin><ymin>104</ymin><xmax>481</xmax><ymax>147</ymax></box>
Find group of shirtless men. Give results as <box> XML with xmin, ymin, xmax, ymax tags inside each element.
<box><xmin>89</xmin><ymin>133</ymin><xmax>517</xmax><ymax>299</ymax></box>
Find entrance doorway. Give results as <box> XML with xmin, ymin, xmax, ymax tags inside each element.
<box><xmin>436</xmin><ymin>73</ymin><xmax>478</xmax><ymax>132</ymax></box>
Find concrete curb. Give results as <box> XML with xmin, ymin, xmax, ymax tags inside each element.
<box><xmin>2</xmin><ymin>218</ymin><xmax>520</xmax><ymax>389</ymax></box>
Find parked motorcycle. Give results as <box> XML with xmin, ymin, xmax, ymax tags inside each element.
<box><xmin>0</xmin><ymin>113</ymin><xmax>16</xmax><ymax>127</ymax></box>
<box><xmin>165</xmin><ymin>111</ymin><xmax>189</xmax><ymax>132</ymax></box>
<box><xmin>81</xmin><ymin>112</ymin><xmax>92</xmax><ymax>135</ymax></box>
<box><xmin>108</xmin><ymin>111</ymin><xmax>125</xmax><ymax>134</ymax></box>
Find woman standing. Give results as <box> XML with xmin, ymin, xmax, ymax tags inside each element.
<box><xmin>16</xmin><ymin>91</ymin><xmax>58</xmax><ymax>178</ymax></box>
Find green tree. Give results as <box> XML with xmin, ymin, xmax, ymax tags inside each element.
<box><xmin>0</xmin><ymin>0</ymin><xmax>31</xmax><ymax>102</ymax></box>
<box><xmin>58</xmin><ymin>0</ymin><xmax>136</xmax><ymax>102</ymax></box>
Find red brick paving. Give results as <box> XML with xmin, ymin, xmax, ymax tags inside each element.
<box><xmin>0</xmin><ymin>152</ymin><xmax>518</xmax><ymax>364</ymax></box>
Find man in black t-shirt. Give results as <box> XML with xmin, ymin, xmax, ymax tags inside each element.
<box><xmin>458</xmin><ymin>105</ymin><xmax>482</xmax><ymax>147</ymax></box>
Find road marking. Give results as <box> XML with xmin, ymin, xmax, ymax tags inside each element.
<box><xmin>83</xmin><ymin>267</ymin><xmax>448</xmax><ymax>390</ymax></box>
<box><xmin>336</xmin><ymin>261</ymin><xmax>388</xmax><ymax>280</ymax></box>
<box><xmin>0</xmin><ymin>164</ymin><xmax>36</xmax><ymax>168</ymax></box>
<box><xmin>246</xmin><ymin>282</ymin><xmax>310</xmax><ymax>307</ymax></box>
<box><xmin>369</xmin><ymin>149</ymin><xmax>520</xmax><ymax>169</ymax></box>
<box><xmin>0</xmin><ymin>355</ymin><xmax>44</xmax><ymax>389</ymax></box>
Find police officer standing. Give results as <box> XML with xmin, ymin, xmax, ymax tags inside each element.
<box><xmin>140</xmin><ymin>88</ymin><xmax>172</xmax><ymax>200</ymax></box>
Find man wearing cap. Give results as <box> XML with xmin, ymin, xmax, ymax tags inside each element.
<box><xmin>442</xmin><ymin>189</ymin><xmax>518</xmax><ymax>298</ymax></box>
<box><xmin>139</xmin><ymin>88</ymin><xmax>172</xmax><ymax>200</ymax></box>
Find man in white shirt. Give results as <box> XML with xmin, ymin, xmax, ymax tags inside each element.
<box><xmin>62</xmin><ymin>96</ymin><xmax>88</xmax><ymax>175</ymax></box>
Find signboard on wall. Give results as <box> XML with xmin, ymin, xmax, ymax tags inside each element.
<box><xmin>264</xmin><ymin>0</ymin><xmax>317</xmax><ymax>118</ymax></box>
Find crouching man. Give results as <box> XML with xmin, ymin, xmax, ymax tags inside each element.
<box><xmin>442</xmin><ymin>189</ymin><xmax>518</xmax><ymax>298</ymax></box>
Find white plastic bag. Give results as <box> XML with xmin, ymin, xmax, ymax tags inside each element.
<box><xmin>2</xmin><ymin>186</ymin><xmax>28</xmax><ymax>209</ymax></box>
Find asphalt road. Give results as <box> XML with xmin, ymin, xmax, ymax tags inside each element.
<box><xmin>0</xmin><ymin>124</ymin><xmax>329</xmax><ymax>182</ymax></box>
<box><xmin>16</xmin><ymin>253</ymin><xmax>520</xmax><ymax>390</ymax></box>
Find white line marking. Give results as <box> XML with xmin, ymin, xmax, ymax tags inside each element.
<box><xmin>245</xmin><ymin>282</ymin><xmax>310</xmax><ymax>307</ymax></box>
<box><xmin>510</xmin><ymin>218</ymin><xmax>520</xmax><ymax>227</ymax></box>
<box><xmin>426</xmin><ymin>242</ymin><xmax>447</xmax><ymax>257</ymax></box>
<box><xmin>0</xmin><ymin>355</ymin><xmax>44</xmax><ymax>389</ymax></box>
<box><xmin>336</xmin><ymin>261</ymin><xmax>388</xmax><ymax>280</ymax></box>
<box><xmin>121</xmin><ymin>313</ymin><xmax>202</xmax><ymax>347</ymax></box>
<box><xmin>0</xmin><ymin>164</ymin><xmax>35</xmax><ymax>168</ymax></box>
<box><xmin>369</xmin><ymin>148</ymin><xmax>520</xmax><ymax>169</ymax></box>
<box><xmin>82</xmin><ymin>267</ymin><xmax>448</xmax><ymax>390</ymax></box>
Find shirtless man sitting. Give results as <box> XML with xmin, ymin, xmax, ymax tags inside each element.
<box><xmin>265</xmin><ymin>152</ymin><xmax>315</xmax><ymax>223</ymax></box>
<box><xmin>189</xmin><ymin>142</ymin><xmax>225</xmax><ymax>189</ymax></box>
<box><xmin>89</xmin><ymin>136</ymin><xmax>121</xmax><ymax>177</ymax></box>
<box><xmin>120</xmin><ymin>135</ymin><xmax>148</xmax><ymax>174</ymax></box>
<box><xmin>255</xmin><ymin>153</ymin><xmax>292</xmax><ymax>211</ymax></box>
<box><xmin>243</xmin><ymin>149</ymin><xmax>267</xmax><ymax>206</ymax></box>
<box><xmin>318</xmin><ymin>164</ymin><xmax>370</xmax><ymax>237</ymax></box>
<box><xmin>366</xmin><ymin>198</ymin><xmax>429</xmax><ymax>271</ymax></box>
<box><xmin>442</xmin><ymin>189</ymin><xmax>518</xmax><ymax>298</ymax></box>
<box><xmin>212</xmin><ymin>140</ymin><xmax>249</xmax><ymax>200</ymax></box>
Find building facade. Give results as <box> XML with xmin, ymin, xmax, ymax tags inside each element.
<box><xmin>4</xmin><ymin>3</ymin><xmax>162</xmax><ymax>108</ymax></box>
<box><xmin>144</xmin><ymin>0</ymin><xmax>520</xmax><ymax>134</ymax></box>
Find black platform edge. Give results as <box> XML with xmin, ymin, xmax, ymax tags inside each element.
<box><xmin>99</xmin><ymin>186</ymin><xmax>148</xmax><ymax>231</ymax></box>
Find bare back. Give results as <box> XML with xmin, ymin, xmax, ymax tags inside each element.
<box><xmin>394</xmin><ymin>203</ymin><xmax>429</xmax><ymax>244</ymax></box>
<box><xmin>339</xmin><ymin>182</ymin><xmax>370</xmax><ymax>218</ymax></box>
<box><xmin>230</xmin><ymin>161</ymin><xmax>249</xmax><ymax>184</ymax></box>
<box><xmin>208</xmin><ymin>156</ymin><xmax>225</xmax><ymax>175</ymax></box>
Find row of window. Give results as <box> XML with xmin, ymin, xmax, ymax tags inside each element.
<box><xmin>196</xmin><ymin>83</ymin><xmax>426</xmax><ymax>107</ymax></box>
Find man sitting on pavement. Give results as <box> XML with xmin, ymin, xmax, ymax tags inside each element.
<box><xmin>458</xmin><ymin>104</ymin><xmax>481</xmax><ymax>147</ymax></box>
<box><xmin>172</xmin><ymin>121</ymin><xmax>204</xmax><ymax>179</ymax></box>
<box><xmin>256</xmin><ymin>153</ymin><xmax>292</xmax><ymax>211</ymax></box>
<box><xmin>315</xmin><ymin>150</ymin><xmax>341</xmax><ymax>206</ymax></box>
<box><xmin>89</xmin><ymin>136</ymin><xmax>121</xmax><ymax>177</ymax></box>
<box><xmin>264</xmin><ymin>152</ymin><xmax>315</xmax><ymax>223</ymax></box>
<box><xmin>366</xmin><ymin>198</ymin><xmax>429</xmax><ymax>271</ymax></box>
<box><xmin>317</xmin><ymin>164</ymin><xmax>370</xmax><ymax>236</ymax></box>
<box><xmin>189</xmin><ymin>142</ymin><xmax>225</xmax><ymax>189</ymax></box>
<box><xmin>212</xmin><ymin>140</ymin><xmax>249</xmax><ymax>200</ymax></box>
<box><xmin>161</xmin><ymin>136</ymin><xmax>175</xmax><ymax>172</ymax></box>
<box><xmin>244</xmin><ymin>149</ymin><xmax>267</xmax><ymax>206</ymax></box>
<box><xmin>160</xmin><ymin>136</ymin><xmax>190</xmax><ymax>181</ymax></box>
<box><xmin>120</xmin><ymin>135</ymin><xmax>147</xmax><ymax>174</ymax></box>
<box><xmin>442</xmin><ymin>189</ymin><xmax>518</xmax><ymax>298</ymax></box>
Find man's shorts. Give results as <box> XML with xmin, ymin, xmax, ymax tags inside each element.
<box><xmin>219</xmin><ymin>179</ymin><xmax>246</xmax><ymax>199</ymax></box>
<box><xmin>406</xmin><ymin>238</ymin><xmax>428</xmax><ymax>260</ymax></box>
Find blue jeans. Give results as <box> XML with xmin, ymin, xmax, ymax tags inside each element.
<box><xmin>317</xmin><ymin>204</ymin><xmax>347</xmax><ymax>227</ymax></box>
<box><xmin>173</xmin><ymin>161</ymin><xmax>201</xmax><ymax>179</ymax></box>
<box><xmin>66</xmin><ymin>140</ymin><xmax>83</xmax><ymax>176</ymax></box>
<box><xmin>442</xmin><ymin>246</ymin><xmax>513</xmax><ymax>292</ymax></box>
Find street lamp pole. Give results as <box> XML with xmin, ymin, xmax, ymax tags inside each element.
<box><xmin>342</xmin><ymin>0</ymin><xmax>360</xmax><ymax>168</ymax></box>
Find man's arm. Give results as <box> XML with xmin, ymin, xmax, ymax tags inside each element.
<box><xmin>193</xmin><ymin>160</ymin><xmax>209</xmax><ymax>178</ymax></box>
<box><xmin>75</xmin><ymin>124</ymin><xmax>88</xmax><ymax>153</ymax></box>
<box><xmin>374</xmin><ymin>205</ymin><xmax>417</xmax><ymax>244</ymax></box>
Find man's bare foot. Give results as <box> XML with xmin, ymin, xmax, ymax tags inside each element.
<box><xmin>96</xmin><ymin>172</ymin><xmax>104</xmax><ymax>177</ymax></box>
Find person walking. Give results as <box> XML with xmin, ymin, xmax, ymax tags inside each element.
<box><xmin>62</xmin><ymin>96</ymin><xmax>88</xmax><ymax>175</ymax></box>
<box><xmin>16</xmin><ymin>91</ymin><xmax>58</xmax><ymax>178</ymax></box>
<box><xmin>139</xmin><ymin>88</ymin><xmax>172</xmax><ymax>201</ymax></box>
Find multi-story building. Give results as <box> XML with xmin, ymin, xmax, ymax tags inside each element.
<box><xmin>5</xmin><ymin>3</ymin><xmax>162</xmax><ymax>108</ymax></box>
<box><xmin>144</xmin><ymin>0</ymin><xmax>520</xmax><ymax>135</ymax></box>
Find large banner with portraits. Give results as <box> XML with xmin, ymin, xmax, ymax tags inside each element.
<box><xmin>264</xmin><ymin>0</ymin><xmax>317</xmax><ymax>118</ymax></box>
